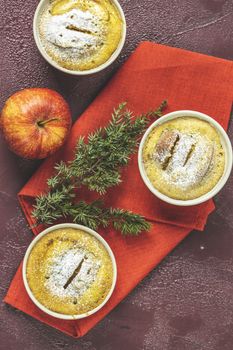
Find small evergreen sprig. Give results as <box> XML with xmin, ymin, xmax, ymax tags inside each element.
<box><xmin>32</xmin><ymin>100</ymin><xmax>167</xmax><ymax>235</ymax></box>
<box><xmin>32</xmin><ymin>199</ymin><xmax>151</xmax><ymax>235</ymax></box>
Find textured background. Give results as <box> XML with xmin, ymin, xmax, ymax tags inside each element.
<box><xmin>1</xmin><ymin>0</ymin><xmax>233</xmax><ymax>349</ymax></box>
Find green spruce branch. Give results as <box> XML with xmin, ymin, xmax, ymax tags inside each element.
<box><xmin>32</xmin><ymin>100</ymin><xmax>167</xmax><ymax>235</ymax></box>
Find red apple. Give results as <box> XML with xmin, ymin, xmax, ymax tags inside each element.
<box><xmin>0</xmin><ymin>88</ymin><xmax>72</xmax><ymax>159</ymax></box>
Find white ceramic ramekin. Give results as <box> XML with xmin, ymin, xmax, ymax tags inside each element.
<box><xmin>33</xmin><ymin>0</ymin><xmax>126</xmax><ymax>75</ymax></box>
<box><xmin>23</xmin><ymin>223</ymin><xmax>117</xmax><ymax>320</ymax></box>
<box><xmin>138</xmin><ymin>110</ymin><xmax>233</xmax><ymax>206</ymax></box>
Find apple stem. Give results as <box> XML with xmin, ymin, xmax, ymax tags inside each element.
<box><xmin>37</xmin><ymin>118</ymin><xmax>59</xmax><ymax>127</ymax></box>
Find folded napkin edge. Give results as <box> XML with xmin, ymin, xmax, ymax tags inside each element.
<box><xmin>18</xmin><ymin>193</ymin><xmax>211</xmax><ymax>233</ymax></box>
<box><xmin>139</xmin><ymin>41</ymin><xmax>233</xmax><ymax>66</ymax></box>
<box><xmin>4</xmin><ymin>223</ymin><xmax>191</xmax><ymax>338</ymax></box>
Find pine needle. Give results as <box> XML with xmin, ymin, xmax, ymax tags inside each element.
<box><xmin>32</xmin><ymin>100</ymin><xmax>167</xmax><ymax>235</ymax></box>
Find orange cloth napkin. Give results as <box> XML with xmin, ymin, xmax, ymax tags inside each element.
<box><xmin>4</xmin><ymin>42</ymin><xmax>233</xmax><ymax>337</ymax></box>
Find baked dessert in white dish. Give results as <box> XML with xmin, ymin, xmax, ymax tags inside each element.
<box><xmin>25</xmin><ymin>226</ymin><xmax>115</xmax><ymax>317</ymax></box>
<box><xmin>142</xmin><ymin>117</ymin><xmax>225</xmax><ymax>200</ymax></box>
<box><xmin>38</xmin><ymin>0</ymin><xmax>123</xmax><ymax>71</ymax></box>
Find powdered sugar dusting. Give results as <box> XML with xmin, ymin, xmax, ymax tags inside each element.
<box><xmin>45</xmin><ymin>247</ymin><xmax>100</xmax><ymax>298</ymax></box>
<box><xmin>39</xmin><ymin>6</ymin><xmax>106</xmax><ymax>62</ymax></box>
<box><xmin>155</xmin><ymin>130</ymin><xmax>214</xmax><ymax>189</ymax></box>
<box><xmin>154</xmin><ymin>130</ymin><xmax>179</xmax><ymax>167</ymax></box>
<box><xmin>45</xmin><ymin>9</ymin><xmax>104</xmax><ymax>49</ymax></box>
<box><xmin>167</xmin><ymin>134</ymin><xmax>195</xmax><ymax>171</ymax></box>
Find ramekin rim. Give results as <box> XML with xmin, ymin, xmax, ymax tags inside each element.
<box><xmin>138</xmin><ymin>110</ymin><xmax>233</xmax><ymax>206</ymax></box>
<box><xmin>33</xmin><ymin>0</ymin><xmax>127</xmax><ymax>75</ymax></box>
<box><xmin>22</xmin><ymin>223</ymin><xmax>117</xmax><ymax>320</ymax></box>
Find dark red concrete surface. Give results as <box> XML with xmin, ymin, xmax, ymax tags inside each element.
<box><xmin>1</xmin><ymin>1</ymin><xmax>233</xmax><ymax>349</ymax></box>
